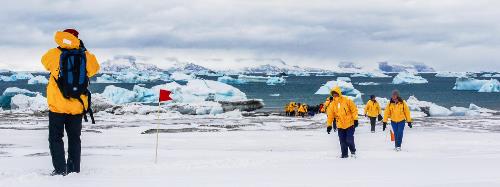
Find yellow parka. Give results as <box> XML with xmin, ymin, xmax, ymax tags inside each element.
<box><xmin>41</xmin><ymin>31</ymin><xmax>100</xmax><ymax>115</ymax></box>
<box><xmin>383</xmin><ymin>99</ymin><xmax>412</xmax><ymax>123</ymax></box>
<box><xmin>326</xmin><ymin>86</ymin><xmax>358</xmax><ymax>129</ymax></box>
<box><xmin>364</xmin><ymin>100</ymin><xmax>381</xmax><ymax>117</ymax></box>
<box><xmin>320</xmin><ymin>98</ymin><xmax>331</xmax><ymax>113</ymax></box>
<box><xmin>298</xmin><ymin>104</ymin><xmax>307</xmax><ymax>113</ymax></box>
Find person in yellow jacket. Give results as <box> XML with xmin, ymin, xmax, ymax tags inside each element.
<box><xmin>320</xmin><ymin>96</ymin><xmax>333</xmax><ymax>113</ymax></box>
<box><xmin>42</xmin><ymin>29</ymin><xmax>100</xmax><ymax>175</ymax></box>
<box><xmin>326</xmin><ymin>86</ymin><xmax>359</xmax><ymax>158</ymax></box>
<box><xmin>297</xmin><ymin>103</ymin><xmax>307</xmax><ymax>117</ymax></box>
<box><xmin>364</xmin><ymin>95</ymin><xmax>382</xmax><ymax>133</ymax></box>
<box><xmin>383</xmin><ymin>90</ymin><xmax>412</xmax><ymax>151</ymax></box>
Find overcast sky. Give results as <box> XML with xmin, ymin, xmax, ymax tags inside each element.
<box><xmin>0</xmin><ymin>0</ymin><xmax>499</xmax><ymax>71</ymax></box>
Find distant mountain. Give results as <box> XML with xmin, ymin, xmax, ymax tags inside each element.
<box><xmin>378</xmin><ymin>62</ymin><xmax>435</xmax><ymax>73</ymax></box>
<box><xmin>100</xmin><ymin>55</ymin><xmax>162</xmax><ymax>73</ymax></box>
<box><xmin>232</xmin><ymin>58</ymin><xmax>331</xmax><ymax>75</ymax></box>
<box><xmin>167</xmin><ymin>62</ymin><xmax>215</xmax><ymax>74</ymax></box>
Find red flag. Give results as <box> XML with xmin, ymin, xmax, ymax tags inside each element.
<box><xmin>159</xmin><ymin>89</ymin><xmax>172</xmax><ymax>102</ymax></box>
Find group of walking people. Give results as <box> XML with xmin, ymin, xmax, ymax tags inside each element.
<box><xmin>323</xmin><ymin>86</ymin><xmax>413</xmax><ymax>158</ymax></box>
<box><xmin>284</xmin><ymin>102</ymin><xmax>309</xmax><ymax>117</ymax></box>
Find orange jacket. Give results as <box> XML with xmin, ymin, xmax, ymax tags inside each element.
<box><xmin>41</xmin><ymin>31</ymin><xmax>100</xmax><ymax>114</ymax></box>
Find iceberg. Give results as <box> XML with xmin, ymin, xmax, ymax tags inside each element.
<box><xmin>315</xmin><ymin>80</ymin><xmax>361</xmax><ymax>96</ymax></box>
<box><xmin>478</xmin><ymin>79</ymin><xmax>500</xmax><ymax>92</ymax></box>
<box><xmin>392</xmin><ymin>72</ymin><xmax>428</xmax><ymax>84</ymax></box>
<box><xmin>357</xmin><ymin>82</ymin><xmax>380</xmax><ymax>86</ymax></box>
<box><xmin>170</xmin><ymin>72</ymin><xmax>195</xmax><ymax>81</ymax></box>
<box><xmin>237</xmin><ymin>75</ymin><xmax>270</xmax><ymax>83</ymax></box>
<box><xmin>217</xmin><ymin>76</ymin><xmax>247</xmax><ymax>84</ymax></box>
<box><xmin>406</xmin><ymin>96</ymin><xmax>451</xmax><ymax>116</ymax></box>
<box><xmin>10</xmin><ymin>94</ymin><xmax>48</xmax><ymax>113</ymax></box>
<box><xmin>481</xmin><ymin>73</ymin><xmax>500</xmax><ymax>78</ymax></box>
<box><xmin>453</xmin><ymin>77</ymin><xmax>498</xmax><ymax>92</ymax></box>
<box><xmin>266</xmin><ymin>77</ymin><xmax>286</xmax><ymax>85</ymax></box>
<box><xmin>99</xmin><ymin>80</ymin><xmax>247</xmax><ymax>105</ymax></box>
<box><xmin>351</xmin><ymin>72</ymin><xmax>390</xmax><ymax>78</ymax></box>
<box><xmin>336</xmin><ymin>77</ymin><xmax>351</xmax><ymax>82</ymax></box>
<box><xmin>435</xmin><ymin>72</ymin><xmax>469</xmax><ymax>78</ymax></box>
<box><xmin>0</xmin><ymin>75</ymin><xmax>15</xmax><ymax>82</ymax></box>
<box><xmin>10</xmin><ymin>72</ymin><xmax>34</xmax><ymax>80</ymax></box>
<box><xmin>27</xmin><ymin>76</ymin><xmax>49</xmax><ymax>84</ymax></box>
<box><xmin>95</xmin><ymin>74</ymin><xmax>119</xmax><ymax>83</ymax></box>
<box><xmin>95</xmin><ymin>71</ymin><xmax>168</xmax><ymax>83</ymax></box>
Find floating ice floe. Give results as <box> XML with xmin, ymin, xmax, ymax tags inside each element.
<box><xmin>481</xmin><ymin>73</ymin><xmax>500</xmax><ymax>78</ymax></box>
<box><xmin>217</xmin><ymin>76</ymin><xmax>246</xmax><ymax>84</ymax></box>
<box><xmin>435</xmin><ymin>71</ymin><xmax>470</xmax><ymax>78</ymax></box>
<box><xmin>0</xmin><ymin>72</ymin><xmax>35</xmax><ymax>82</ymax></box>
<box><xmin>350</xmin><ymin>72</ymin><xmax>390</xmax><ymax>78</ymax></box>
<box><xmin>266</xmin><ymin>77</ymin><xmax>286</xmax><ymax>85</ymax></box>
<box><xmin>453</xmin><ymin>77</ymin><xmax>499</xmax><ymax>92</ymax></box>
<box><xmin>357</xmin><ymin>82</ymin><xmax>380</xmax><ymax>86</ymax></box>
<box><xmin>336</xmin><ymin>77</ymin><xmax>351</xmax><ymax>82</ymax></box>
<box><xmin>95</xmin><ymin>71</ymin><xmax>168</xmax><ymax>83</ymax></box>
<box><xmin>392</xmin><ymin>72</ymin><xmax>428</xmax><ymax>84</ymax></box>
<box><xmin>27</xmin><ymin>76</ymin><xmax>49</xmax><ymax>84</ymax></box>
<box><xmin>170</xmin><ymin>72</ymin><xmax>196</xmax><ymax>81</ymax></box>
<box><xmin>269</xmin><ymin>94</ymin><xmax>280</xmax><ymax>97</ymax></box>
<box><xmin>237</xmin><ymin>75</ymin><xmax>284</xmax><ymax>83</ymax></box>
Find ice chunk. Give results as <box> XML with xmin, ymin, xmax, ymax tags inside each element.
<box><xmin>453</xmin><ymin>77</ymin><xmax>498</xmax><ymax>92</ymax></box>
<box><xmin>27</xmin><ymin>76</ymin><xmax>49</xmax><ymax>84</ymax></box>
<box><xmin>481</xmin><ymin>73</ymin><xmax>500</xmax><ymax>78</ymax></box>
<box><xmin>170</xmin><ymin>72</ymin><xmax>195</xmax><ymax>81</ymax></box>
<box><xmin>100</xmin><ymin>85</ymin><xmax>138</xmax><ymax>104</ymax></box>
<box><xmin>406</xmin><ymin>96</ymin><xmax>451</xmax><ymax>116</ymax></box>
<box><xmin>10</xmin><ymin>94</ymin><xmax>48</xmax><ymax>113</ymax></box>
<box><xmin>357</xmin><ymin>82</ymin><xmax>380</xmax><ymax>86</ymax></box>
<box><xmin>167</xmin><ymin>102</ymin><xmax>224</xmax><ymax>115</ymax></box>
<box><xmin>392</xmin><ymin>72</ymin><xmax>428</xmax><ymax>84</ymax></box>
<box><xmin>270</xmin><ymin>94</ymin><xmax>280</xmax><ymax>97</ymax></box>
<box><xmin>10</xmin><ymin>72</ymin><xmax>34</xmax><ymax>80</ymax></box>
<box><xmin>337</xmin><ymin>77</ymin><xmax>351</xmax><ymax>82</ymax></box>
<box><xmin>217</xmin><ymin>76</ymin><xmax>247</xmax><ymax>84</ymax></box>
<box><xmin>266</xmin><ymin>77</ymin><xmax>286</xmax><ymax>85</ymax></box>
<box><xmin>238</xmin><ymin>75</ymin><xmax>271</xmax><ymax>83</ymax></box>
<box><xmin>0</xmin><ymin>75</ymin><xmax>15</xmax><ymax>82</ymax></box>
<box><xmin>478</xmin><ymin>79</ymin><xmax>500</xmax><ymax>92</ymax></box>
<box><xmin>95</xmin><ymin>74</ymin><xmax>119</xmax><ymax>83</ymax></box>
<box><xmin>315</xmin><ymin>80</ymin><xmax>361</xmax><ymax>96</ymax></box>
<box><xmin>351</xmin><ymin>72</ymin><xmax>390</xmax><ymax>78</ymax></box>
<box><xmin>435</xmin><ymin>72</ymin><xmax>469</xmax><ymax>78</ymax></box>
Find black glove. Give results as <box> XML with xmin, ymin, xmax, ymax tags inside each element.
<box><xmin>377</xmin><ymin>114</ymin><xmax>383</xmax><ymax>121</ymax></box>
<box><xmin>354</xmin><ymin>120</ymin><xmax>359</xmax><ymax>128</ymax></box>
<box><xmin>383</xmin><ymin>122</ymin><xmax>387</xmax><ymax>131</ymax></box>
<box><xmin>408</xmin><ymin>122</ymin><xmax>413</xmax><ymax>128</ymax></box>
<box><xmin>327</xmin><ymin>126</ymin><xmax>332</xmax><ymax>134</ymax></box>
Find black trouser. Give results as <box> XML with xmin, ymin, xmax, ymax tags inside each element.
<box><xmin>337</xmin><ymin>126</ymin><xmax>356</xmax><ymax>157</ymax></box>
<box><xmin>49</xmin><ymin>112</ymin><xmax>82</xmax><ymax>173</ymax></box>
<box><xmin>369</xmin><ymin>117</ymin><xmax>377</xmax><ymax>132</ymax></box>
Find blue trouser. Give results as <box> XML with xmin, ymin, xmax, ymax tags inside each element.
<box><xmin>337</xmin><ymin>126</ymin><xmax>356</xmax><ymax>157</ymax></box>
<box><xmin>391</xmin><ymin>120</ymin><xmax>406</xmax><ymax>148</ymax></box>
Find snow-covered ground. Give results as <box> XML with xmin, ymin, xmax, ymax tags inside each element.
<box><xmin>1</xmin><ymin>112</ymin><xmax>500</xmax><ymax>187</ymax></box>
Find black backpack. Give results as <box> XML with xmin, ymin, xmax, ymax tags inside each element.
<box><xmin>53</xmin><ymin>44</ymin><xmax>95</xmax><ymax>124</ymax></box>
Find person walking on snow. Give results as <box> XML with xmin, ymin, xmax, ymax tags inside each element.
<box><xmin>364</xmin><ymin>95</ymin><xmax>382</xmax><ymax>133</ymax></box>
<box><xmin>326</xmin><ymin>86</ymin><xmax>359</xmax><ymax>158</ymax></box>
<box><xmin>41</xmin><ymin>29</ymin><xmax>100</xmax><ymax>175</ymax></box>
<box><xmin>382</xmin><ymin>90</ymin><xmax>412</xmax><ymax>151</ymax></box>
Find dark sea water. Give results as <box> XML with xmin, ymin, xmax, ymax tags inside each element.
<box><xmin>1</xmin><ymin>73</ymin><xmax>499</xmax><ymax>111</ymax></box>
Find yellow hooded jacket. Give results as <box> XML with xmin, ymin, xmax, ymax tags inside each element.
<box><xmin>364</xmin><ymin>100</ymin><xmax>381</xmax><ymax>117</ymax></box>
<box><xmin>298</xmin><ymin>104</ymin><xmax>307</xmax><ymax>113</ymax></box>
<box><xmin>320</xmin><ymin>98</ymin><xmax>331</xmax><ymax>113</ymax></box>
<box><xmin>41</xmin><ymin>31</ymin><xmax>100</xmax><ymax>115</ymax></box>
<box><xmin>326</xmin><ymin>86</ymin><xmax>358</xmax><ymax>129</ymax></box>
<box><xmin>383</xmin><ymin>99</ymin><xmax>412</xmax><ymax>123</ymax></box>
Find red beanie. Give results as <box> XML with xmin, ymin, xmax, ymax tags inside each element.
<box><xmin>63</xmin><ymin>28</ymin><xmax>79</xmax><ymax>38</ymax></box>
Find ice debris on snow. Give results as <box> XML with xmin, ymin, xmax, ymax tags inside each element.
<box><xmin>27</xmin><ymin>76</ymin><xmax>49</xmax><ymax>84</ymax></box>
<box><xmin>10</xmin><ymin>94</ymin><xmax>48</xmax><ymax>113</ymax></box>
<box><xmin>392</xmin><ymin>72</ymin><xmax>428</xmax><ymax>84</ymax></box>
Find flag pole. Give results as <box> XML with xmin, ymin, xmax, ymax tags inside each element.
<box><xmin>155</xmin><ymin>101</ymin><xmax>161</xmax><ymax>164</ymax></box>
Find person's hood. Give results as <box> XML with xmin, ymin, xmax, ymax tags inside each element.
<box><xmin>330</xmin><ymin>86</ymin><xmax>343</xmax><ymax>97</ymax></box>
<box><xmin>54</xmin><ymin>31</ymin><xmax>80</xmax><ymax>49</ymax></box>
